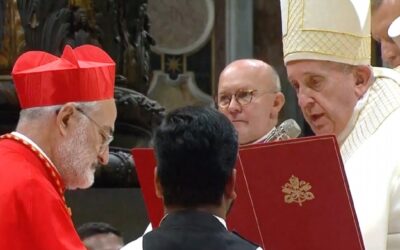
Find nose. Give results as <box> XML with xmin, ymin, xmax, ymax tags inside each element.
<box><xmin>97</xmin><ymin>146</ymin><xmax>110</xmax><ymax>166</ymax></box>
<box><xmin>227</xmin><ymin>95</ymin><xmax>242</xmax><ymax>113</ymax></box>
<box><xmin>297</xmin><ymin>87</ymin><xmax>313</xmax><ymax>109</ymax></box>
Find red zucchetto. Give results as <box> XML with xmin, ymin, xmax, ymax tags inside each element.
<box><xmin>11</xmin><ymin>44</ymin><xmax>115</xmax><ymax>109</ymax></box>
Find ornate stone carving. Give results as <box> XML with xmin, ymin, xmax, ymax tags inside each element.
<box><xmin>93</xmin><ymin>149</ymin><xmax>139</xmax><ymax>188</ymax></box>
<box><xmin>148</xmin><ymin>71</ymin><xmax>213</xmax><ymax>111</ymax></box>
<box><xmin>0</xmin><ymin>0</ymin><xmax>25</xmax><ymax>73</ymax></box>
<box><xmin>148</xmin><ymin>0</ymin><xmax>214</xmax><ymax>55</ymax></box>
<box><xmin>17</xmin><ymin>0</ymin><xmax>70</xmax><ymax>54</ymax></box>
<box><xmin>114</xmin><ymin>85</ymin><xmax>165</xmax><ymax>148</ymax></box>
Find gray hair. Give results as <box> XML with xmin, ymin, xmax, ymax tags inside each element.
<box><xmin>18</xmin><ymin>101</ymin><xmax>100</xmax><ymax>124</ymax></box>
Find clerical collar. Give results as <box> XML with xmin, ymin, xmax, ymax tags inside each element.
<box><xmin>11</xmin><ymin>131</ymin><xmax>59</xmax><ymax>174</ymax></box>
<box><xmin>213</xmin><ymin>214</ymin><xmax>227</xmax><ymax>229</ymax></box>
<box><xmin>160</xmin><ymin>212</ymin><xmax>227</xmax><ymax>229</ymax></box>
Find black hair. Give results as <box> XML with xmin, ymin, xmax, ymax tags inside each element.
<box><xmin>154</xmin><ymin>106</ymin><xmax>238</xmax><ymax>208</ymax></box>
<box><xmin>77</xmin><ymin>222</ymin><xmax>122</xmax><ymax>240</ymax></box>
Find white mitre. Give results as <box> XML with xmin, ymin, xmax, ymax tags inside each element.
<box><xmin>281</xmin><ymin>0</ymin><xmax>371</xmax><ymax>65</ymax></box>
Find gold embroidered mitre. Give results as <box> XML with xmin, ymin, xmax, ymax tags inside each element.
<box><xmin>281</xmin><ymin>0</ymin><xmax>371</xmax><ymax>65</ymax></box>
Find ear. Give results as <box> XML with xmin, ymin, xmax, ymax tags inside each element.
<box><xmin>154</xmin><ymin>167</ymin><xmax>163</xmax><ymax>199</ymax></box>
<box><xmin>352</xmin><ymin>66</ymin><xmax>372</xmax><ymax>98</ymax></box>
<box><xmin>270</xmin><ymin>92</ymin><xmax>285</xmax><ymax>119</ymax></box>
<box><xmin>56</xmin><ymin>102</ymin><xmax>76</xmax><ymax>136</ymax></box>
<box><xmin>224</xmin><ymin>169</ymin><xmax>237</xmax><ymax>201</ymax></box>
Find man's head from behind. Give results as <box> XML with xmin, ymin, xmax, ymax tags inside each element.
<box><xmin>217</xmin><ymin>59</ymin><xmax>285</xmax><ymax>145</ymax></box>
<box><xmin>372</xmin><ymin>0</ymin><xmax>400</xmax><ymax>68</ymax></box>
<box><xmin>11</xmin><ymin>45</ymin><xmax>117</xmax><ymax>189</ymax></box>
<box><xmin>282</xmin><ymin>0</ymin><xmax>372</xmax><ymax>138</ymax></box>
<box><xmin>77</xmin><ymin>222</ymin><xmax>124</xmax><ymax>250</ymax></box>
<box><xmin>154</xmin><ymin>106</ymin><xmax>238</xmax><ymax>214</ymax></box>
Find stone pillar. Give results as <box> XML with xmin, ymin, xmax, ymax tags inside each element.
<box><xmin>225</xmin><ymin>0</ymin><xmax>253</xmax><ymax>63</ymax></box>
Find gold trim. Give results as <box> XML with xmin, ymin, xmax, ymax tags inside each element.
<box><xmin>282</xmin><ymin>175</ymin><xmax>315</xmax><ymax>206</ymax></box>
<box><xmin>0</xmin><ymin>133</ymin><xmax>72</xmax><ymax>216</ymax></box>
<box><xmin>300</xmin><ymin>29</ymin><xmax>371</xmax><ymax>38</ymax></box>
<box><xmin>284</xmin><ymin>50</ymin><xmax>371</xmax><ymax>60</ymax></box>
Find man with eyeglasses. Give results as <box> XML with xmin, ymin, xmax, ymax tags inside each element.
<box><xmin>217</xmin><ymin>59</ymin><xmax>285</xmax><ymax>145</ymax></box>
<box><xmin>0</xmin><ymin>44</ymin><xmax>116</xmax><ymax>249</ymax></box>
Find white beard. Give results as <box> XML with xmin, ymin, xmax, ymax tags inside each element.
<box><xmin>55</xmin><ymin>119</ymin><xmax>98</xmax><ymax>189</ymax></box>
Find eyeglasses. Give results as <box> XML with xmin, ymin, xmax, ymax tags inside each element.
<box><xmin>76</xmin><ymin>107</ymin><xmax>114</xmax><ymax>153</ymax></box>
<box><xmin>217</xmin><ymin>89</ymin><xmax>275</xmax><ymax>109</ymax></box>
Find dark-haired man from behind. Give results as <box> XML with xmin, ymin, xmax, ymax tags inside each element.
<box><xmin>122</xmin><ymin>106</ymin><xmax>261</xmax><ymax>250</ymax></box>
<box><xmin>77</xmin><ymin>222</ymin><xmax>124</xmax><ymax>250</ymax></box>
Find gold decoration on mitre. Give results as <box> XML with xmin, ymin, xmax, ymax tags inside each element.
<box><xmin>281</xmin><ymin>0</ymin><xmax>371</xmax><ymax>65</ymax></box>
<box><xmin>282</xmin><ymin>175</ymin><xmax>315</xmax><ymax>206</ymax></box>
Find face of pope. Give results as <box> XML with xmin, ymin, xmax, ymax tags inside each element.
<box><xmin>286</xmin><ymin>60</ymin><xmax>371</xmax><ymax>136</ymax></box>
<box><xmin>54</xmin><ymin>100</ymin><xmax>117</xmax><ymax>189</ymax></box>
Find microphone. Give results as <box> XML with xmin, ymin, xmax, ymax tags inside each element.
<box><xmin>263</xmin><ymin>119</ymin><xmax>301</xmax><ymax>142</ymax></box>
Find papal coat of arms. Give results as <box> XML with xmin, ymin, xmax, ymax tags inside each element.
<box><xmin>282</xmin><ymin>175</ymin><xmax>315</xmax><ymax>206</ymax></box>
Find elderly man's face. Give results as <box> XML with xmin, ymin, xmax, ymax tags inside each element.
<box><xmin>55</xmin><ymin>100</ymin><xmax>117</xmax><ymax>189</ymax></box>
<box><xmin>372</xmin><ymin>0</ymin><xmax>400</xmax><ymax>68</ymax></box>
<box><xmin>287</xmin><ymin>60</ymin><xmax>361</xmax><ymax>136</ymax></box>
<box><xmin>218</xmin><ymin>63</ymin><xmax>284</xmax><ymax>144</ymax></box>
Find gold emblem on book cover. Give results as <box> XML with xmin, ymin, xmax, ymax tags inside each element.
<box><xmin>282</xmin><ymin>175</ymin><xmax>314</xmax><ymax>206</ymax></box>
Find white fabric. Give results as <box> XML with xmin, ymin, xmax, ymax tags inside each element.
<box><xmin>281</xmin><ymin>0</ymin><xmax>371</xmax><ymax>65</ymax></box>
<box><xmin>340</xmin><ymin>67</ymin><xmax>400</xmax><ymax>249</ymax></box>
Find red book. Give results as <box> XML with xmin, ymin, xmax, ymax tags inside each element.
<box><xmin>132</xmin><ymin>135</ymin><xmax>364</xmax><ymax>249</ymax></box>
<box><xmin>228</xmin><ymin>135</ymin><xmax>364</xmax><ymax>249</ymax></box>
<box><xmin>132</xmin><ymin>149</ymin><xmax>164</xmax><ymax>228</ymax></box>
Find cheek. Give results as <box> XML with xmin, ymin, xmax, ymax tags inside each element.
<box><xmin>220</xmin><ymin>108</ymin><xmax>231</xmax><ymax>119</ymax></box>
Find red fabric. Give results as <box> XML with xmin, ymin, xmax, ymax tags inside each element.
<box><xmin>11</xmin><ymin>44</ymin><xmax>115</xmax><ymax>109</ymax></box>
<box><xmin>228</xmin><ymin>135</ymin><xmax>364</xmax><ymax>249</ymax></box>
<box><xmin>132</xmin><ymin>149</ymin><xmax>164</xmax><ymax>228</ymax></box>
<box><xmin>0</xmin><ymin>138</ymin><xmax>85</xmax><ymax>250</ymax></box>
<box><xmin>133</xmin><ymin>135</ymin><xmax>364</xmax><ymax>250</ymax></box>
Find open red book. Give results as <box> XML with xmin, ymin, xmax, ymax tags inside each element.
<box><xmin>132</xmin><ymin>135</ymin><xmax>364</xmax><ymax>250</ymax></box>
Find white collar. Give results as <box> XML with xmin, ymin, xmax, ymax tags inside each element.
<box><xmin>213</xmin><ymin>215</ymin><xmax>227</xmax><ymax>229</ymax></box>
<box><xmin>160</xmin><ymin>212</ymin><xmax>227</xmax><ymax>229</ymax></box>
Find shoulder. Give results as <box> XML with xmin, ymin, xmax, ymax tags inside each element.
<box><xmin>228</xmin><ymin>231</ymin><xmax>260</xmax><ymax>249</ymax></box>
<box><xmin>0</xmin><ymin>138</ymin><xmax>43</xmax><ymax>175</ymax></box>
<box><xmin>121</xmin><ymin>236</ymin><xmax>143</xmax><ymax>250</ymax></box>
<box><xmin>373</xmin><ymin>67</ymin><xmax>400</xmax><ymax>84</ymax></box>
